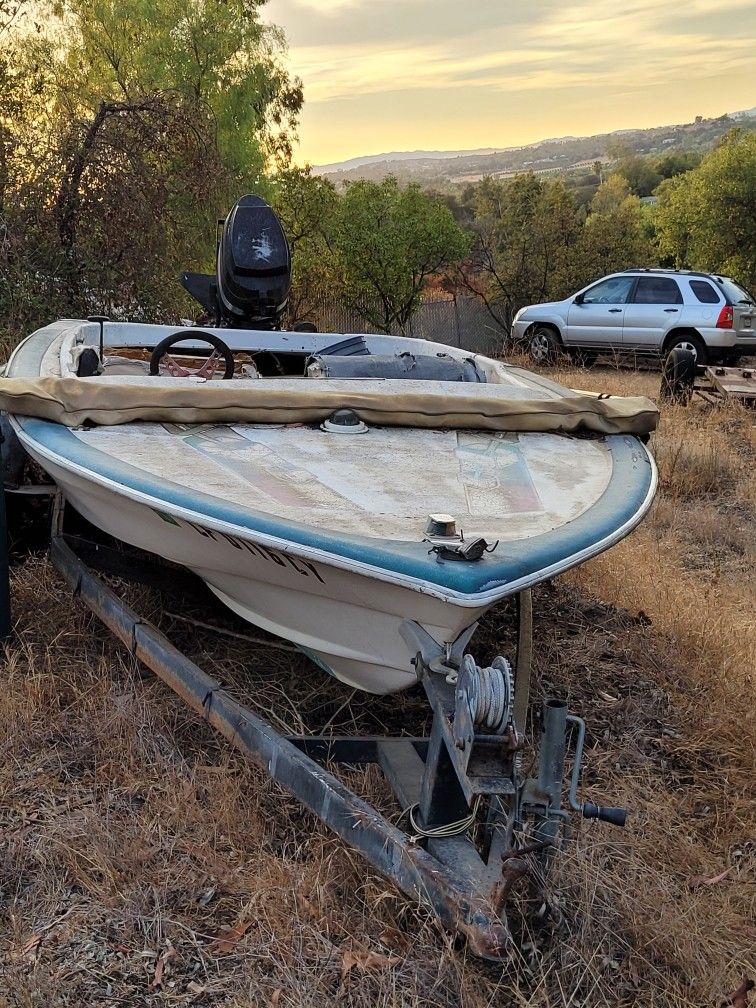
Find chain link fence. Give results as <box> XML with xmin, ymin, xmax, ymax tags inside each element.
<box><xmin>302</xmin><ymin>295</ymin><xmax>508</xmax><ymax>358</ymax></box>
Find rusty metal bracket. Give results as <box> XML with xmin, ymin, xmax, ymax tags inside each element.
<box><xmin>420</xmin><ymin>669</ymin><xmax>517</xmax><ymax>804</ymax></box>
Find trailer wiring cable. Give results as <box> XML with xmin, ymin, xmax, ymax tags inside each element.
<box><xmin>405</xmin><ymin>796</ymin><xmax>481</xmax><ymax>840</ymax></box>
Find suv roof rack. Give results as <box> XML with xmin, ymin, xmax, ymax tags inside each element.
<box><xmin>619</xmin><ymin>267</ymin><xmax>725</xmax><ymax>281</ymax></box>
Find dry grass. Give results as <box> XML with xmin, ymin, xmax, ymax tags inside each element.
<box><xmin>1</xmin><ymin>359</ymin><xmax>755</xmax><ymax>1006</ymax></box>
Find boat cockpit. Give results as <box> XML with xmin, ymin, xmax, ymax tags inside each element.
<box><xmin>66</xmin><ymin>192</ymin><xmax>502</xmax><ymax>385</ymax></box>
<box><xmin>78</xmin><ymin>329</ymin><xmax>492</xmax><ymax>384</ymax></box>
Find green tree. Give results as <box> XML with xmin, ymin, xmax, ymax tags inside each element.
<box><xmin>34</xmin><ymin>0</ymin><xmax>301</xmax><ymax>310</ymax></box>
<box><xmin>460</xmin><ymin>173</ymin><xmax>581</xmax><ymax>332</ymax></box>
<box><xmin>39</xmin><ymin>0</ymin><xmax>302</xmax><ymax>177</ymax></box>
<box><xmin>570</xmin><ymin>177</ymin><xmax>651</xmax><ymax>282</ymax></box>
<box><xmin>590</xmin><ymin>173</ymin><xmax>631</xmax><ymax>214</ymax></box>
<box><xmin>616</xmin><ymin>154</ymin><xmax>661</xmax><ymax>197</ymax></box>
<box><xmin>654</xmin><ymin>129</ymin><xmax>756</xmax><ymax>291</ymax></box>
<box><xmin>607</xmin><ymin>140</ymin><xmax>661</xmax><ymax>196</ymax></box>
<box><xmin>655</xmin><ymin>150</ymin><xmax>701</xmax><ymax>180</ymax></box>
<box><xmin>270</xmin><ymin>166</ymin><xmax>338</xmax><ymax>325</ymax></box>
<box><xmin>0</xmin><ymin>0</ymin><xmax>62</xmax><ymax>334</ymax></box>
<box><xmin>1</xmin><ymin>0</ymin><xmax>303</xmax><ymax>324</ymax></box>
<box><xmin>331</xmin><ymin>177</ymin><xmax>471</xmax><ymax>334</ymax></box>
<box><xmin>51</xmin><ymin>94</ymin><xmax>228</xmax><ymax>314</ymax></box>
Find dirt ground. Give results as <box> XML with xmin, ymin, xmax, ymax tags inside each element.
<box><xmin>1</xmin><ymin>360</ymin><xmax>754</xmax><ymax>1007</ymax></box>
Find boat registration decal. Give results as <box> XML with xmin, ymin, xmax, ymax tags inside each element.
<box><xmin>150</xmin><ymin>508</ymin><xmax>325</xmax><ymax>583</ymax></box>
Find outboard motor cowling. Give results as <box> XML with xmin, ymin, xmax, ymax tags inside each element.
<box><xmin>217</xmin><ymin>195</ymin><xmax>291</xmax><ymax>327</ymax></box>
<box><xmin>180</xmin><ymin>195</ymin><xmax>291</xmax><ymax>330</ymax></box>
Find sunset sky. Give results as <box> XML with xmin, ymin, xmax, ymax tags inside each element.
<box><xmin>264</xmin><ymin>0</ymin><xmax>756</xmax><ymax>166</ymax></box>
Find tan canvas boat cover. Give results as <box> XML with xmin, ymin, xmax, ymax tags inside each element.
<box><xmin>0</xmin><ymin>373</ymin><xmax>659</xmax><ymax>436</ymax></box>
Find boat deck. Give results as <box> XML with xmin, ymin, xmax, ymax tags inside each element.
<box><xmin>6</xmin><ymin>320</ymin><xmax>657</xmax><ymax>603</ymax></box>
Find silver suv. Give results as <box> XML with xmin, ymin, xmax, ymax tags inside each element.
<box><xmin>511</xmin><ymin>269</ymin><xmax>756</xmax><ymax>366</ymax></box>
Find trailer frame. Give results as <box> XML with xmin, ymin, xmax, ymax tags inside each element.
<box><xmin>47</xmin><ymin>497</ymin><xmax>625</xmax><ymax>959</ymax></box>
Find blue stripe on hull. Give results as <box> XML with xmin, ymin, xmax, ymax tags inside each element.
<box><xmin>8</xmin><ymin>324</ymin><xmax>655</xmax><ymax>598</ymax></box>
<box><xmin>17</xmin><ymin>416</ymin><xmax>653</xmax><ymax>597</ymax></box>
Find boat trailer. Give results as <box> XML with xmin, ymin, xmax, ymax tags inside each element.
<box><xmin>46</xmin><ymin>498</ymin><xmax>626</xmax><ymax>960</ymax></box>
<box><xmin>691</xmin><ymin>364</ymin><xmax>756</xmax><ymax>405</ymax></box>
<box><xmin>661</xmin><ymin>350</ymin><xmax>756</xmax><ymax>406</ymax></box>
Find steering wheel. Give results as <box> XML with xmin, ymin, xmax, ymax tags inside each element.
<box><xmin>149</xmin><ymin>329</ymin><xmax>236</xmax><ymax>380</ymax></box>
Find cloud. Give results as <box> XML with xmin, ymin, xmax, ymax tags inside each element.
<box><xmin>285</xmin><ymin>10</ymin><xmax>754</xmax><ymax>105</ymax></box>
<box><xmin>264</xmin><ymin>0</ymin><xmax>756</xmax><ymax>162</ymax></box>
<box><xmin>291</xmin><ymin>0</ymin><xmax>360</xmax><ymax>11</ymax></box>
<box><xmin>266</xmin><ymin>0</ymin><xmax>548</xmax><ymax>49</ymax></box>
<box><xmin>289</xmin><ymin>43</ymin><xmax>568</xmax><ymax>102</ymax></box>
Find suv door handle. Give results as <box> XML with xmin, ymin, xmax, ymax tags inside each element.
<box><xmin>608</xmin><ymin>308</ymin><xmax>622</xmax><ymax>313</ymax></box>
<box><xmin>664</xmin><ymin>308</ymin><xmax>679</xmax><ymax>313</ymax></box>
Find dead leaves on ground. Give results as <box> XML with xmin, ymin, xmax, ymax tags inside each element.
<box><xmin>5</xmin><ymin>895</ymin><xmax>404</xmax><ymax>1002</ymax></box>
<box><xmin>720</xmin><ymin>978</ymin><xmax>755</xmax><ymax>1008</ymax></box>
<box><xmin>207</xmin><ymin>918</ymin><xmax>253</xmax><ymax>955</ymax></box>
<box><xmin>149</xmin><ymin>940</ymin><xmax>176</xmax><ymax>990</ymax></box>
<box><xmin>340</xmin><ymin>946</ymin><xmax>402</xmax><ymax>986</ymax></box>
<box><xmin>295</xmin><ymin>891</ymin><xmax>404</xmax><ymax>990</ymax></box>
<box><xmin>8</xmin><ymin>934</ymin><xmax>42</xmax><ymax>962</ymax></box>
<box><xmin>6</xmin><ymin>907</ymin><xmax>77</xmax><ymax>963</ymax></box>
<box><xmin>689</xmin><ymin>866</ymin><xmax>733</xmax><ymax>890</ymax></box>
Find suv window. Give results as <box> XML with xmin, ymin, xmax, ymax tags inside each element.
<box><xmin>689</xmin><ymin>279</ymin><xmax>720</xmax><ymax>304</ymax></box>
<box><xmin>719</xmin><ymin>278</ymin><xmax>755</xmax><ymax>306</ymax></box>
<box><xmin>633</xmin><ymin>277</ymin><xmax>683</xmax><ymax>305</ymax></box>
<box><xmin>581</xmin><ymin>277</ymin><xmax>635</xmax><ymax>305</ymax></box>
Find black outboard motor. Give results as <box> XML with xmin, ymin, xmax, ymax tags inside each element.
<box><xmin>180</xmin><ymin>195</ymin><xmax>291</xmax><ymax>330</ymax></box>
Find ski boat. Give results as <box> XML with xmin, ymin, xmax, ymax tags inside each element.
<box><xmin>2</xmin><ymin>319</ymin><xmax>657</xmax><ymax>693</ymax></box>
<box><xmin>0</xmin><ymin>198</ymin><xmax>658</xmax><ymax>694</ymax></box>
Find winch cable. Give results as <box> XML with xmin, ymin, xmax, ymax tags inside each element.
<box><xmin>406</xmin><ymin>796</ymin><xmax>481</xmax><ymax>840</ymax></box>
<box><xmin>461</xmin><ymin>654</ymin><xmax>513</xmax><ymax>735</ymax></box>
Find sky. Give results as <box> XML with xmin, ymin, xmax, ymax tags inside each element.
<box><xmin>263</xmin><ymin>0</ymin><xmax>756</xmax><ymax>167</ymax></box>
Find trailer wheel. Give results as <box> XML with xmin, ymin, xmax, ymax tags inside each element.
<box><xmin>660</xmin><ymin>348</ymin><xmax>696</xmax><ymax>403</ymax></box>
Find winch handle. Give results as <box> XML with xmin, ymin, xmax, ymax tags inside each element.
<box><xmin>581</xmin><ymin>803</ymin><xmax>627</xmax><ymax>827</ymax></box>
<box><xmin>566</xmin><ymin>714</ymin><xmax>628</xmax><ymax>827</ymax></box>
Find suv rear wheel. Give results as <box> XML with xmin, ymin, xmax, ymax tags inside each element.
<box><xmin>528</xmin><ymin>326</ymin><xmax>561</xmax><ymax>365</ymax></box>
<box><xmin>664</xmin><ymin>332</ymin><xmax>708</xmax><ymax>366</ymax></box>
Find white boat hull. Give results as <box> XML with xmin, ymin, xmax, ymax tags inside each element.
<box><xmin>7</xmin><ymin>320</ymin><xmax>657</xmax><ymax>695</ymax></box>
<box><xmin>42</xmin><ymin>455</ymin><xmax>483</xmax><ymax>692</ymax></box>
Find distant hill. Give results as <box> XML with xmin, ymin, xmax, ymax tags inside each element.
<box><xmin>315</xmin><ymin>148</ymin><xmax>503</xmax><ymax>174</ymax></box>
<box><xmin>315</xmin><ymin>109</ymin><xmax>756</xmax><ymax>186</ymax></box>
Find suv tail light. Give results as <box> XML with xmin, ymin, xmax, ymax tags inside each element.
<box><xmin>716</xmin><ymin>306</ymin><xmax>733</xmax><ymax>329</ymax></box>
